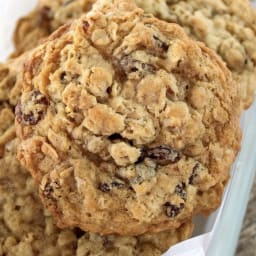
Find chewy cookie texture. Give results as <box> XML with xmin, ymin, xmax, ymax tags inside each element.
<box><xmin>16</xmin><ymin>0</ymin><xmax>241</xmax><ymax>235</ymax></box>
<box><xmin>0</xmin><ymin>52</ymin><xmax>193</xmax><ymax>256</ymax></box>
<box><xmin>0</xmin><ymin>128</ymin><xmax>193</xmax><ymax>256</ymax></box>
<box><xmin>13</xmin><ymin>0</ymin><xmax>256</xmax><ymax>109</ymax></box>
<box><xmin>135</xmin><ymin>0</ymin><xmax>256</xmax><ymax>108</ymax></box>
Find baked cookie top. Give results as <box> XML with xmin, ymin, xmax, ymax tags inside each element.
<box><xmin>0</xmin><ymin>129</ymin><xmax>192</xmax><ymax>256</ymax></box>
<box><xmin>0</xmin><ymin>58</ymin><xmax>193</xmax><ymax>256</ymax></box>
<box><xmin>16</xmin><ymin>0</ymin><xmax>241</xmax><ymax>235</ymax></box>
<box><xmin>13</xmin><ymin>0</ymin><xmax>256</xmax><ymax>109</ymax></box>
<box><xmin>135</xmin><ymin>0</ymin><xmax>256</xmax><ymax>108</ymax></box>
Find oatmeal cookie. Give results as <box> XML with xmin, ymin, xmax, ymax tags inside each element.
<box><xmin>0</xmin><ymin>130</ymin><xmax>193</xmax><ymax>256</ymax></box>
<box><xmin>0</xmin><ymin>54</ymin><xmax>30</xmax><ymax>106</ymax></box>
<box><xmin>12</xmin><ymin>0</ymin><xmax>95</xmax><ymax>57</ymax></box>
<box><xmin>0</xmin><ymin>59</ymin><xmax>193</xmax><ymax>256</ymax></box>
<box><xmin>15</xmin><ymin>0</ymin><xmax>241</xmax><ymax>235</ymax></box>
<box><xmin>75</xmin><ymin>223</ymin><xmax>193</xmax><ymax>256</ymax></box>
<box><xmin>13</xmin><ymin>0</ymin><xmax>256</xmax><ymax>109</ymax></box>
<box><xmin>135</xmin><ymin>0</ymin><xmax>256</xmax><ymax>108</ymax></box>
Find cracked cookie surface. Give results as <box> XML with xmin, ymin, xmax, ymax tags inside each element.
<box><xmin>0</xmin><ymin>57</ymin><xmax>193</xmax><ymax>256</ymax></box>
<box><xmin>135</xmin><ymin>0</ymin><xmax>256</xmax><ymax>108</ymax></box>
<box><xmin>16</xmin><ymin>0</ymin><xmax>241</xmax><ymax>235</ymax></box>
<box><xmin>13</xmin><ymin>0</ymin><xmax>256</xmax><ymax>108</ymax></box>
<box><xmin>0</xmin><ymin>125</ymin><xmax>193</xmax><ymax>256</ymax></box>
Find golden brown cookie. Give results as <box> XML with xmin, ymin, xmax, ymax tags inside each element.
<box><xmin>0</xmin><ymin>128</ymin><xmax>193</xmax><ymax>256</ymax></box>
<box><xmin>12</xmin><ymin>0</ymin><xmax>95</xmax><ymax>57</ymax></box>
<box><xmin>13</xmin><ymin>0</ymin><xmax>256</xmax><ymax>109</ymax></box>
<box><xmin>135</xmin><ymin>0</ymin><xmax>256</xmax><ymax>108</ymax></box>
<box><xmin>0</xmin><ymin>54</ymin><xmax>193</xmax><ymax>256</ymax></box>
<box><xmin>15</xmin><ymin>0</ymin><xmax>241</xmax><ymax>235</ymax></box>
<box><xmin>0</xmin><ymin>55</ymin><xmax>29</xmax><ymax>106</ymax></box>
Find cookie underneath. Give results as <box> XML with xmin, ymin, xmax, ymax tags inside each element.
<box><xmin>135</xmin><ymin>0</ymin><xmax>256</xmax><ymax>108</ymax></box>
<box><xmin>0</xmin><ymin>59</ymin><xmax>193</xmax><ymax>256</ymax></box>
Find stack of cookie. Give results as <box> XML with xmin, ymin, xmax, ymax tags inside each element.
<box><xmin>0</xmin><ymin>0</ymin><xmax>254</xmax><ymax>255</ymax></box>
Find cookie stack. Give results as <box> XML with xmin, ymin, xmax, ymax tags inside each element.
<box><xmin>0</xmin><ymin>0</ymin><xmax>255</xmax><ymax>255</ymax></box>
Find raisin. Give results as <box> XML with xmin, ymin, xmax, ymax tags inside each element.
<box><xmin>14</xmin><ymin>205</ymin><xmax>21</xmax><ymax>211</ymax></box>
<box><xmin>43</xmin><ymin>183</ymin><xmax>54</xmax><ymax>199</ymax></box>
<box><xmin>43</xmin><ymin>182</ymin><xmax>60</xmax><ymax>200</ymax></box>
<box><xmin>73</xmin><ymin>228</ymin><xmax>85</xmax><ymax>238</ymax></box>
<box><xmin>31</xmin><ymin>90</ymin><xmax>49</xmax><ymax>105</ymax></box>
<box><xmin>106</xmin><ymin>87</ymin><xmax>112</xmax><ymax>94</ymax></box>
<box><xmin>164</xmin><ymin>202</ymin><xmax>184</xmax><ymax>218</ymax></box>
<box><xmin>82</xmin><ymin>20</ymin><xmax>90</xmax><ymax>33</ymax></box>
<box><xmin>142</xmin><ymin>145</ymin><xmax>180</xmax><ymax>165</ymax></box>
<box><xmin>119</xmin><ymin>56</ymin><xmax>156</xmax><ymax>78</ymax></box>
<box><xmin>98</xmin><ymin>183</ymin><xmax>111</xmax><ymax>193</ymax></box>
<box><xmin>111</xmin><ymin>180</ymin><xmax>125</xmax><ymax>189</ymax></box>
<box><xmin>99</xmin><ymin>180</ymin><xmax>125</xmax><ymax>192</ymax></box>
<box><xmin>15</xmin><ymin>90</ymin><xmax>49</xmax><ymax>126</ymax></box>
<box><xmin>60</xmin><ymin>72</ymin><xmax>67</xmax><ymax>81</ymax></box>
<box><xmin>153</xmin><ymin>35</ymin><xmax>169</xmax><ymax>52</ymax></box>
<box><xmin>103</xmin><ymin>237</ymin><xmax>114</xmax><ymax>249</ymax></box>
<box><xmin>189</xmin><ymin>163</ymin><xmax>199</xmax><ymax>185</ymax></box>
<box><xmin>175</xmin><ymin>182</ymin><xmax>186</xmax><ymax>199</ymax></box>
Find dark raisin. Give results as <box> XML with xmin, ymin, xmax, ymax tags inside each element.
<box><xmin>189</xmin><ymin>163</ymin><xmax>199</xmax><ymax>185</ymax></box>
<box><xmin>14</xmin><ymin>205</ymin><xmax>21</xmax><ymax>211</ymax></box>
<box><xmin>175</xmin><ymin>182</ymin><xmax>186</xmax><ymax>199</ymax></box>
<box><xmin>31</xmin><ymin>90</ymin><xmax>49</xmax><ymax>105</ymax></box>
<box><xmin>43</xmin><ymin>183</ymin><xmax>54</xmax><ymax>199</ymax></box>
<box><xmin>98</xmin><ymin>183</ymin><xmax>111</xmax><ymax>193</ymax></box>
<box><xmin>111</xmin><ymin>180</ymin><xmax>125</xmax><ymax>189</ymax></box>
<box><xmin>153</xmin><ymin>35</ymin><xmax>169</xmax><ymax>52</ymax></box>
<box><xmin>119</xmin><ymin>56</ymin><xmax>156</xmax><ymax>78</ymax></box>
<box><xmin>106</xmin><ymin>87</ymin><xmax>112</xmax><ymax>94</ymax></box>
<box><xmin>73</xmin><ymin>228</ymin><xmax>85</xmax><ymax>238</ymax></box>
<box><xmin>142</xmin><ymin>145</ymin><xmax>180</xmax><ymax>165</ymax></box>
<box><xmin>108</xmin><ymin>133</ymin><xmax>123</xmax><ymax>141</ymax></box>
<box><xmin>15</xmin><ymin>90</ymin><xmax>49</xmax><ymax>126</ymax></box>
<box><xmin>164</xmin><ymin>202</ymin><xmax>184</xmax><ymax>218</ymax></box>
<box><xmin>22</xmin><ymin>113</ymin><xmax>39</xmax><ymax>125</ymax></box>
<box><xmin>102</xmin><ymin>237</ymin><xmax>114</xmax><ymax>249</ymax></box>
<box><xmin>60</xmin><ymin>72</ymin><xmax>67</xmax><ymax>81</ymax></box>
<box><xmin>82</xmin><ymin>20</ymin><xmax>90</xmax><ymax>33</ymax></box>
